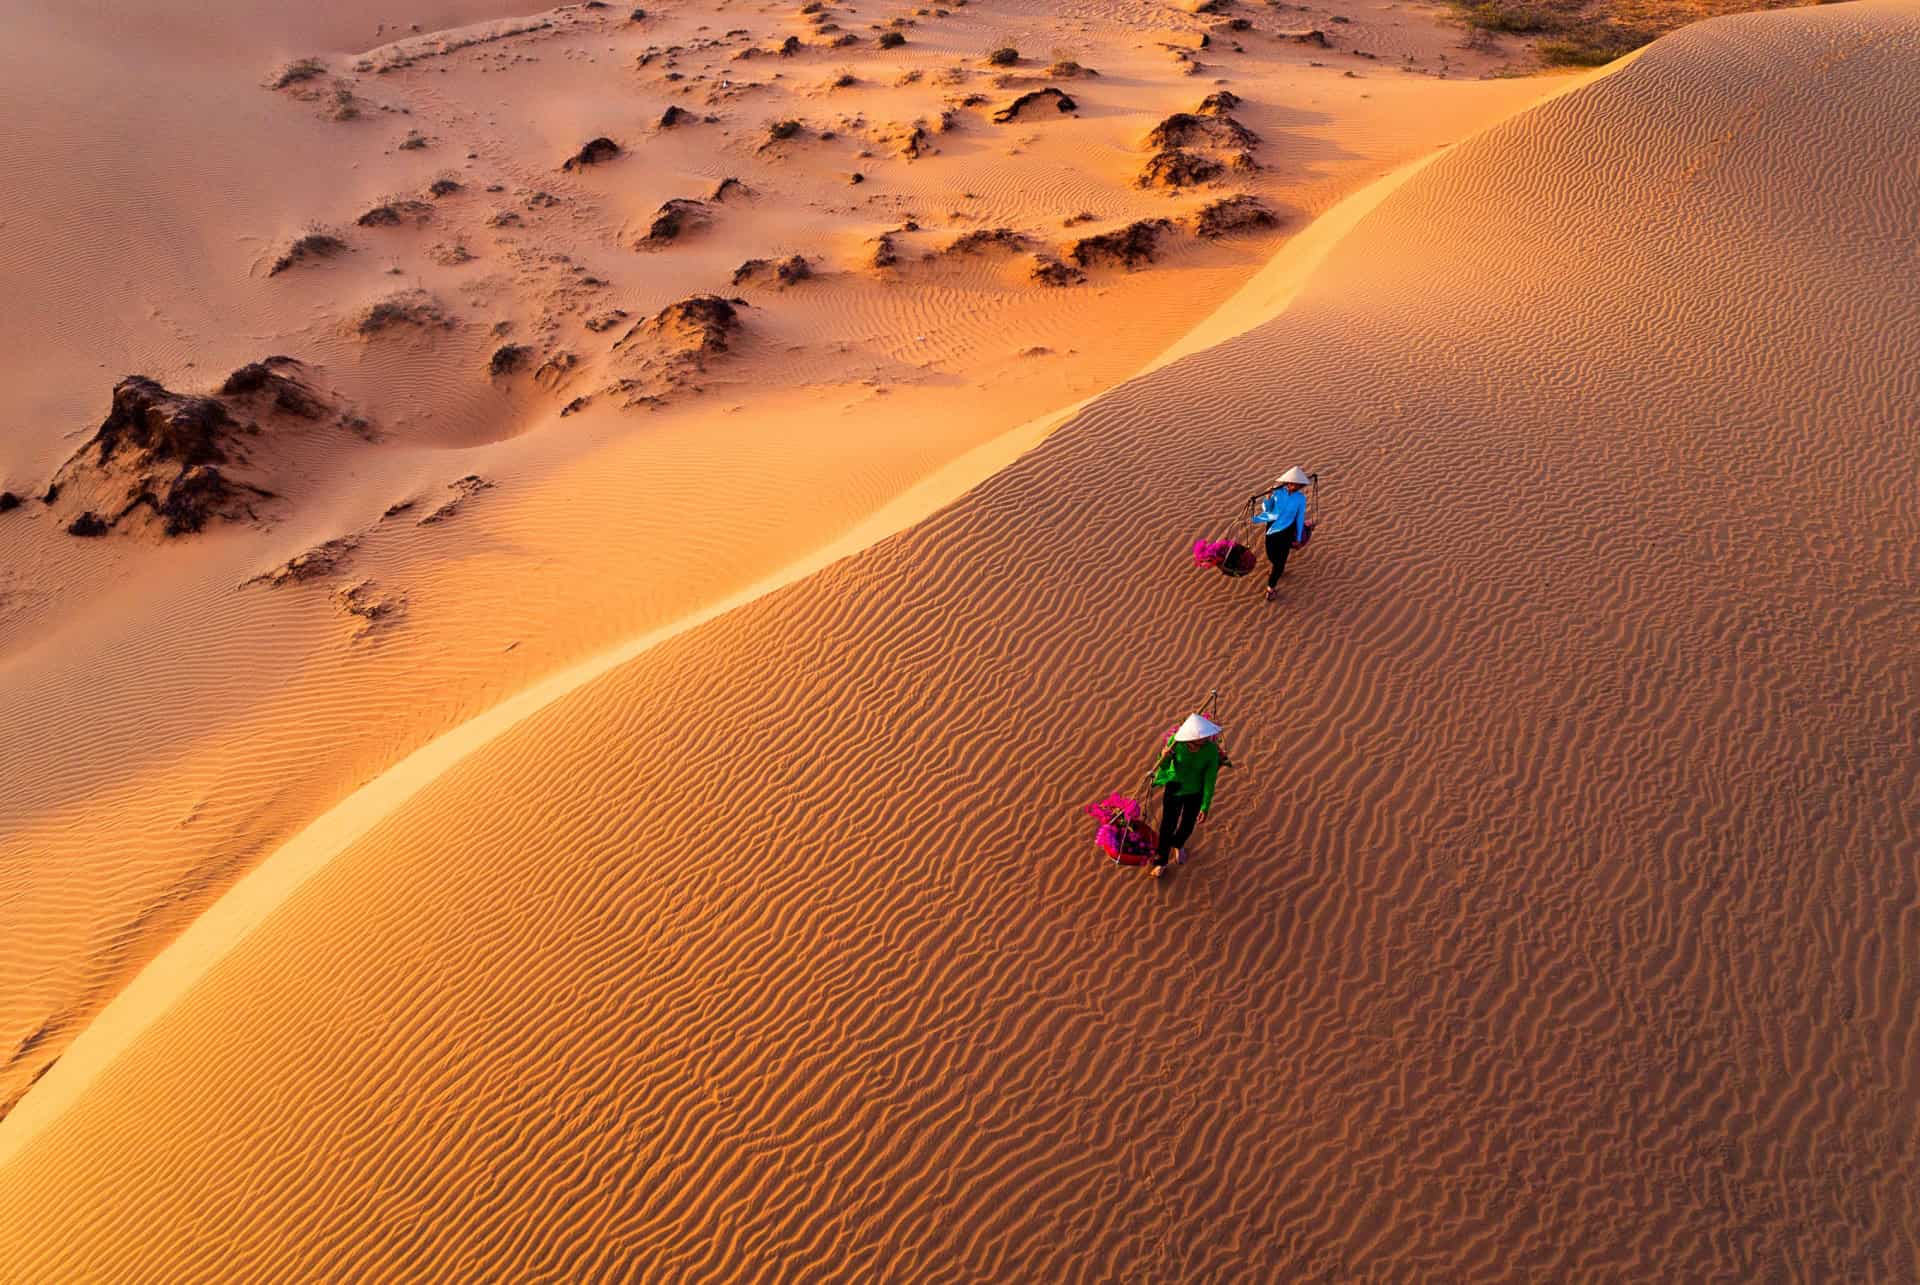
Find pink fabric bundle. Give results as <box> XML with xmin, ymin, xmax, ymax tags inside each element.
<box><xmin>1192</xmin><ymin>537</ymin><xmax>1237</xmax><ymax>567</ymax></box>
<box><xmin>1086</xmin><ymin>793</ymin><xmax>1156</xmax><ymax>863</ymax></box>
<box><xmin>1194</xmin><ymin>538</ymin><xmax>1258</xmax><ymax>577</ymax></box>
<box><xmin>1083</xmin><ymin>792</ymin><xmax>1145</xmax><ymax>824</ymax></box>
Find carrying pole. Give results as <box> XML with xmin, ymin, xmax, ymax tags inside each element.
<box><xmin>1202</xmin><ymin>687</ymin><xmax>1236</xmax><ymax>769</ymax></box>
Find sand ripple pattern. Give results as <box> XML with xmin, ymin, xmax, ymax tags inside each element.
<box><xmin>2</xmin><ymin>4</ymin><xmax>1917</xmax><ymax>1279</ymax></box>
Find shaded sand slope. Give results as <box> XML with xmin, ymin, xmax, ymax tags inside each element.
<box><xmin>4</xmin><ymin>2</ymin><xmax>1917</xmax><ymax>1278</ymax></box>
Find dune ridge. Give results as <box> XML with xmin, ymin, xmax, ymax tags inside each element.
<box><xmin>3</xmin><ymin>3</ymin><xmax>1915</xmax><ymax>1278</ymax></box>
<box><xmin>0</xmin><ymin>0</ymin><xmax>1551</xmax><ymax>1114</ymax></box>
<box><xmin>0</xmin><ymin>70</ymin><xmax>1604</xmax><ymax>1168</ymax></box>
<box><xmin>2</xmin><ymin>0</ymin><xmax>1558</xmax><ymax>1118</ymax></box>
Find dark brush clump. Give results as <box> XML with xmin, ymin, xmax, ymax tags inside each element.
<box><xmin>219</xmin><ymin>357</ymin><xmax>327</xmax><ymax>417</ymax></box>
<box><xmin>1068</xmin><ymin>218</ymin><xmax>1175</xmax><ymax>268</ymax></box>
<box><xmin>355</xmin><ymin>291</ymin><xmax>451</xmax><ymax>335</ymax></box>
<box><xmin>992</xmin><ymin>87</ymin><xmax>1076</xmax><ymax>123</ymax></box>
<box><xmin>1138</xmin><ymin>149</ymin><xmax>1222</xmax><ymax>188</ymax></box>
<box><xmin>490</xmin><ymin>344</ymin><xmax>534</xmax><ymax>376</ymax></box>
<box><xmin>1030</xmin><ymin>255</ymin><xmax>1084</xmax><ymax>286</ymax></box>
<box><xmin>271</xmin><ymin>58</ymin><xmax>327</xmax><ymax>89</ymax></box>
<box><xmin>1144</xmin><ymin>111</ymin><xmax>1257</xmax><ymax>151</ymax></box>
<box><xmin>269</xmin><ymin>232</ymin><xmax>348</xmax><ymax>276</ymax></box>
<box><xmin>733</xmin><ymin>255</ymin><xmax>813</xmax><ymax>286</ymax></box>
<box><xmin>638</xmin><ymin>198</ymin><xmax>711</xmax><ymax>246</ymax></box>
<box><xmin>562</xmin><ymin>137</ymin><xmax>623</xmax><ymax>170</ymax></box>
<box><xmin>1189</xmin><ymin>194</ymin><xmax>1277</xmax><ymax>238</ymax></box>
<box><xmin>356</xmin><ymin>200</ymin><xmax>432</xmax><ymax>228</ymax></box>
<box><xmin>85</xmin><ymin>377</ymin><xmax>235</xmax><ymax>469</ymax></box>
<box><xmin>945</xmin><ymin>227</ymin><xmax>1029</xmax><ymax>255</ymax></box>
<box><xmin>624</xmin><ymin>295</ymin><xmax>740</xmax><ymax>360</ymax></box>
<box><xmin>49</xmin><ymin>374</ymin><xmax>289</xmax><ymax>537</ymax></box>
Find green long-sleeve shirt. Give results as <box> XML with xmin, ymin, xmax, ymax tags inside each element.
<box><xmin>1152</xmin><ymin>739</ymin><xmax>1222</xmax><ymax>810</ymax></box>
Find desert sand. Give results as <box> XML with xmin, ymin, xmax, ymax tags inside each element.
<box><xmin>2</xmin><ymin>0</ymin><xmax>1916</xmax><ymax>1278</ymax></box>
<box><xmin>0</xmin><ymin>0</ymin><xmax>1548</xmax><ymax>1129</ymax></box>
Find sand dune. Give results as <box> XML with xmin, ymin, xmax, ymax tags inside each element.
<box><xmin>1</xmin><ymin>1</ymin><xmax>1913</xmax><ymax>1278</ymax></box>
<box><xmin>0</xmin><ymin>0</ymin><xmax>1556</xmax><ymax>1125</ymax></box>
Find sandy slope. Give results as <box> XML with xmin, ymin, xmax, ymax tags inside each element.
<box><xmin>0</xmin><ymin>1</ymin><xmax>1912</xmax><ymax>1277</ymax></box>
<box><xmin>0</xmin><ymin>0</ymin><xmax>1555</xmax><ymax>1121</ymax></box>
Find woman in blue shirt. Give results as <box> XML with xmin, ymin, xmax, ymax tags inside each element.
<box><xmin>1251</xmin><ymin>466</ymin><xmax>1312</xmax><ymax>601</ymax></box>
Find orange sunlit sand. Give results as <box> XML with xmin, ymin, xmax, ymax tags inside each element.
<box><xmin>1</xmin><ymin>0</ymin><xmax>1915</xmax><ymax>1277</ymax></box>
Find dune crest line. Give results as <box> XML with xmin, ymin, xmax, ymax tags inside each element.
<box><xmin>0</xmin><ymin>72</ymin><xmax>1605</xmax><ymax>1168</ymax></box>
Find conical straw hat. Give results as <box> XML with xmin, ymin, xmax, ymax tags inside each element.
<box><xmin>1275</xmin><ymin>466</ymin><xmax>1312</xmax><ymax>487</ymax></box>
<box><xmin>1173</xmin><ymin>713</ymin><xmax>1222</xmax><ymax>742</ymax></box>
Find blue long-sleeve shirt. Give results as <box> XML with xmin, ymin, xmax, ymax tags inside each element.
<box><xmin>1252</xmin><ymin>488</ymin><xmax>1308</xmax><ymax>541</ymax></box>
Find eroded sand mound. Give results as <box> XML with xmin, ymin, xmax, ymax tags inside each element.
<box><xmin>43</xmin><ymin>359</ymin><xmax>356</xmax><ymax>537</ymax></box>
<box><xmin>1</xmin><ymin>3</ymin><xmax>1915</xmax><ymax>1279</ymax></box>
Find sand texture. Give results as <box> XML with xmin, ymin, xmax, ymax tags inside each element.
<box><xmin>0</xmin><ymin>0</ymin><xmax>1548</xmax><ymax>1127</ymax></box>
<box><xmin>0</xmin><ymin>0</ymin><xmax>1914</xmax><ymax>1278</ymax></box>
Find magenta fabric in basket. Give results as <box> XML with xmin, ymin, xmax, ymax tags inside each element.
<box><xmin>1085</xmin><ymin>793</ymin><xmax>1157</xmax><ymax>864</ymax></box>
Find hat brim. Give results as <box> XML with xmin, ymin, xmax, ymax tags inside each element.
<box><xmin>1172</xmin><ymin>713</ymin><xmax>1223</xmax><ymax>742</ymax></box>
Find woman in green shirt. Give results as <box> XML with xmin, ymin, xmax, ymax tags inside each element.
<box><xmin>1150</xmin><ymin>713</ymin><xmax>1225</xmax><ymax>875</ymax></box>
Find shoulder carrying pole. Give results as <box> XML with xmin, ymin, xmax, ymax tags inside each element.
<box><xmin>1202</xmin><ymin>687</ymin><xmax>1237</xmax><ymax>769</ymax></box>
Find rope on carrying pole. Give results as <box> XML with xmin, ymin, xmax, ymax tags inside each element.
<box><xmin>1245</xmin><ymin>470</ymin><xmax>1325</xmax><ymax>555</ymax></box>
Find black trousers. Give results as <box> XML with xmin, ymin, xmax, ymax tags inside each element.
<box><xmin>1265</xmin><ymin>528</ymin><xmax>1295</xmax><ymax>588</ymax></box>
<box><xmin>1157</xmin><ymin>790</ymin><xmax>1204</xmax><ymax>862</ymax></box>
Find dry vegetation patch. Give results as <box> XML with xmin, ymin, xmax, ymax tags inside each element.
<box><xmin>562</xmin><ymin>136</ymin><xmax>623</xmax><ymax>169</ymax></box>
<box><xmin>356</xmin><ymin>199</ymin><xmax>433</xmax><ymax>228</ymax></box>
<box><xmin>944</xmin><ymin>227</ymin><xmax>1030</xmax><ymax>255</ymax></box>
<box><xmin>1188</xmin><ymin>194</ymin><xmax>1277</xmax><ymax>237</ymax></box>
<box><xmin>1452</xmin><ymin>0</ymin><xmax>1809</xmax><ymax>64</ymax></box>
<box><xmin>269</xmin><ymin>230</ymin><xmax>348</xmax><ymax>276</ymax></box>
<box><xmin>1068</xmin><ymin>218</ymin><xmax>1175</xmax><ymax>268</ymax></box>
<box><xmin>1139</xmin><ymin>148</ymin><xmax>1223</xmax><ymax>188</ymax></box>
<box><xmin>635</xmin><ymin>198</ymin><xmax>713</xmax><ymax>248</ymax></box>
<box><xmin>355</xmin><ymin>290</ymin><xmax>453</xmax><ymax>336</ymax></box>
<box><xmin>992</xmin><ymin>87</ymin><xmax>1076</xmax><ymax>122</ymax></box>
<box><xmin>1145</xmin><ymin>111</ymin><xmax>1256</xmax><ymax>151</ymax></box>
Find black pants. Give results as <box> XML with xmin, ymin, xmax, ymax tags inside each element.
<box><xmin>1265</xmin><ymin>529</ymin><xmax>1294</xmax><ymax>588</ymax></box>
<box><xmin>1156</xmin><ymin>790</ymin><xmax>1204</xmax><ymax>862</ymax></box>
